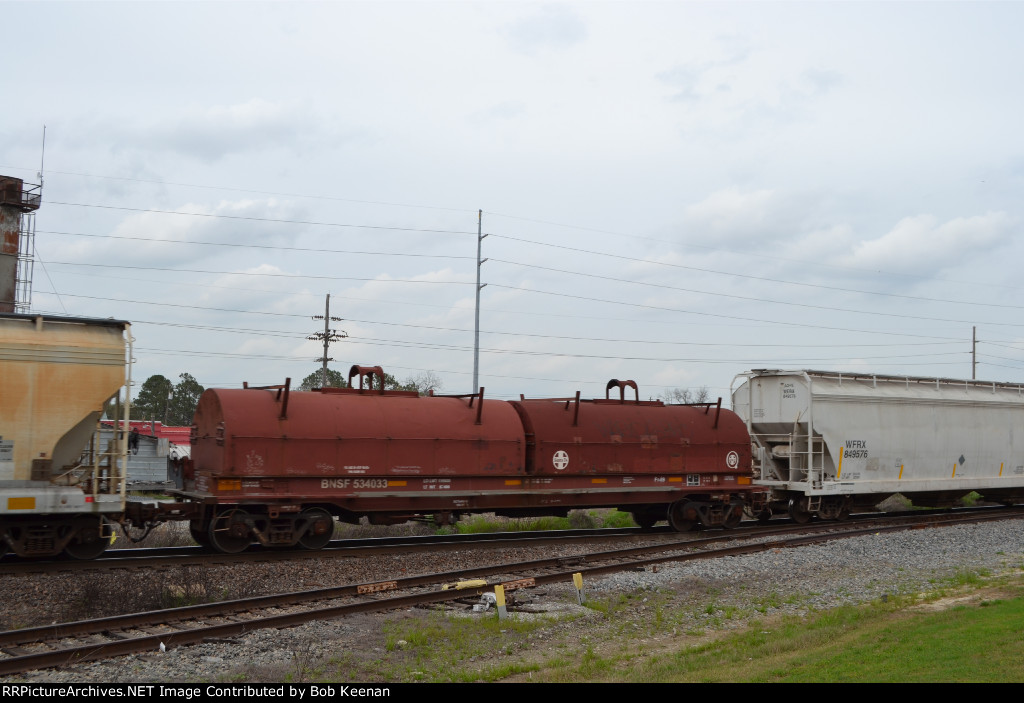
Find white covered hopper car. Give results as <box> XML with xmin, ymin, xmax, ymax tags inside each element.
<box><xmin>731</xmin><ymin>369</ymin><xmax>1024</xmax><ymax>522</ymax></box>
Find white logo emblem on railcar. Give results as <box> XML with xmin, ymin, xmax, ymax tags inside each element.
<box><xmin>726</xmin><ymin>451</ymin><xmax>739</xmax><ymax>469</ymax></box>
<box><xmin>553</xmin><ymin>450</ymin><xmax>569</xmax><ymax>470</ymax></box>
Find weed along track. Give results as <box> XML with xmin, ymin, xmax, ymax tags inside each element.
<box><xmin>2</xmin><ymin>509</ymin><xmax>1021</xmax><ymax>677</ymax></box>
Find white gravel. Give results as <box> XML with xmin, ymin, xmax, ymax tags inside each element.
<box><xmin>3</xmin><ymin>519</ymin><xmax>1023</xmax><ymax>683</ymax></box>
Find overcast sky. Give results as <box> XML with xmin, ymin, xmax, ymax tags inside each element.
<box><xmin>4</xmin><ymin>1</ymin><xmax>1024</xmax><ymax>404</ymax></box>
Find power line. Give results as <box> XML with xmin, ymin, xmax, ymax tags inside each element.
<box><xmin>47</xmin><ymin>201</ymin><xmax>476</xmax><ymax>237</ymax></box>
<box><xmin>36</xmin><ymin>287</ymin><xmax>975</xmax><ymax>344</ymax></box>
<box><xmin>486</xmin><ymin>283</ymin><xmax>1006</xmax><ymax>337</ymax></box>
<box><xmin>38</xmin><ymin>258</ymin><xmax>1013</xmax><ymax>331</ymax></box>
<box><xmin>38</xmin><ymin>229</ymin><xmax>474</xmax><ymax>260</ymax></box>
<box><xmin>490</xmin><ymin>257</ymin><xmax>1024</xmax><ymax>324</ymax></box>
<box><xmin>135</xmin><ymin>331</ymin><xmax>968</xmax><ymax>365</ymax></box>
<box><xmin>115</xmin><ymin>317</ymin><xmax>962</xmax><ymax>353</ymax></box>
<box><xmin>0</xmin><ymin>165</ymin><xmax>474</xmax><ymax>214</ymax></box>
<box><xmin>40</xmin><ymin>226</ymin><xmax>1024</xmax><ymax>312</ymax></box>
<box><xmin>489</xmin><ymin>235</ymin><xmax>1024</xmax><ymax>307</ymax></box>
<box><xmin>485</xmin><ymin>214</ymin><xmax>1024</xmax><ymax>293</ymax></box>
<box><xmin>11</xmin><ymin>162</ymin><xmax>1020</xmax><ymax>298</ymax></box>
<box><xmin>42</xmin><ymin>261</ymin><xmax>473</xmax><ymax>286</ymax></box>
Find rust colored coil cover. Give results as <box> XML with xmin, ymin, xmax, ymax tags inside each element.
<box><xmin>192</xmin><ymin>388</ymin><xmax>526</xmax><ymax>478</ymax></box>
<box><xmin>511</xmin><ymin>399</ymin><xmax>751</xmax><ymax>477</ymax></box>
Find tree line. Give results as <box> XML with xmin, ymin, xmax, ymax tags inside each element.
<box><xmin>298</xmin><ymin>368</ymin><xmax>442</xmax><ymax>394</ymax></box>
<box><xmin>104</xmin><ymin>373</ymin><xmax>206</xmax><ymax>426</ymax></box>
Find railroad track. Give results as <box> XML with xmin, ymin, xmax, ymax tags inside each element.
<box><xmin>1</xmin><ymin>507</ymin><xmax>1020</xmax><ymax>677</ymax></box>
<box><xmin>2</xmin><ymin>505</ymin><xmax>1013</xmax><ymax>574</ymax></box>
<box><xmin>0</xmin><ymin>526</ymin><xmax>672</xmax><ymax>574</ymax></box>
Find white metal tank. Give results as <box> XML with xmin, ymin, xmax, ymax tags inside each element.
<box><xmin>731</xmin><ymin>369</ymin><xmax>1024</xmax><ymax>521</ymax></box>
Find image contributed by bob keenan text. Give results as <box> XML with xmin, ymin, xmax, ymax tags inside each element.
<box><xmin>0</xmin><ymin>684</ymin><xmax>394</xmax><ymax>699</ymax></box>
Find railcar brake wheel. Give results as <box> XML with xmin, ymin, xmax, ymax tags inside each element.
<box><xmin>208</xmin><ymin>509</ymin><xmax>253</xmax><ymax>554</ymax></box>
<box><xmin>63</xmin><ymin>517</ymin><xmax>111</xmax><ymax>560</ymax></box>
<box><xmin>297</xmin><ymin>508</ymin><xmax>334</xmax><ymax>550</ymax></box>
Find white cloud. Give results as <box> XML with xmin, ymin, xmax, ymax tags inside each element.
<box><xmin>681</xmin><ymin>188</ymin><xmax>788</xmax><ymax>246</ymax></box>
<box><xmin>502</xmin><ymin>6</ymin><xmax>588</xmax><ymax>54</ymax></box>
<box><xmin>844</xmin><ymin>212</ymin><xmax>1015</xmax><ymax>274</ymax></box>
<box><xmin>145</xmin><ymin>99</ymin><xmax>324</xmax><ymax>162</ymax></box>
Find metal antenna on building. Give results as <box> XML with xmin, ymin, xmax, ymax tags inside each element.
<box><xmin>38</xmin><ymin>125</ymin><xmax>46</xmax><ymax>187</ymax></box>
<box><xmin>308</xmin><ymin>293</ymin><xmax>347</xmax><ymax>388</ymax></box>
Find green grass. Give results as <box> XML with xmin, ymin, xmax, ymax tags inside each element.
<box><xmin>959</xmin><ymin>491</ymin><xmax>984</xmax><ymax>507</ymax></box>
<box><xmin>530</xmin><ymin>586</ymin><xmax>1024</xmax><ymax>683</ymax></box>
<box><xmin>328</xmin><ymin>509</ymin><xmax>644</xmax><ymax>539</ymax></box>
<box><xmin>328</xmin><ymin>569</ymin><xmax>1024</xmax><ymax>683</ymax></box>
<box><xmin>450</xmin><ymin>509</ymin><xmax>638</xmax><ymax>534</ymax></box>
<box><xmin>318</xmin><ymin>610</ymin><xmax>554</xmax><ymax>683</ymax></box>
<box><xmin>744</xmin><ymin>597</ymin><xmax>1024</xmax><ymax>682</ymax></box>
<box><xmin>293</xmin><ymin>576</ymin><xmax>1022</xmax><ymax>683</ymax></box>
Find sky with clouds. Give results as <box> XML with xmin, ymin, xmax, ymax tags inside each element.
<box><xmin>4</xmin><ymin>1</ymin><xmax>1024</xmax><ymax>404</ymax></box>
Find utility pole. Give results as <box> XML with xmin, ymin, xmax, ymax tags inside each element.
<box><xmin>308</xmin><ymin>294</ymin><xmax>347</xmax><ymax>387</ymax></box>
<box><xmin>163</xmin><ymin>385</ymin><xmax>173</xmax><ymax>427</ymax></box>
<box><xmin>473</xmin><ymin>209</ymin><xmax>488</xmax><ymax>392</ymax></box>
<box><xmin>972</xmin><ymin>325</ymin><xmax>976</xmax><ymax>380</ymax></box>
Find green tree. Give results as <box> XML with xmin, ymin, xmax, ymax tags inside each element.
<box><xmin>129</xmin><ymin>373</ymin><xmax>205</xmax><ymax>425</ymax></box>
<box><xmin>132</xmin><ymin>375</ymin><xmax>173</xmax><ymax>420</ymax></box>
<box><xmin>103</xmin><ymin>392</ymin><xmax>128</xmax><ymax>421</ymax></box>
<box><xmin>167</xmin><ymin>373</ymin><xmax>205</xmax><ymax>426</ymax></box>
<box><xmin>298</xmin><ymin>367</ymin><xmax>348</xmax><ymax>391</ymax></box>
<box><xmin>380</xmin><ymin>372</ymin><xmax>444</xmax><ymax>395</ymax></box>
<box><xmin>382</xmin><ymin>372</ymin><xmax>415</xmax><ymax>392</ymax></box>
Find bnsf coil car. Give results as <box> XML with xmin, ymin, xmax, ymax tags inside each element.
<box><xmin>154</xmin><ymin>368</ymin><xmax>757</xmax><ymax>553</ymax></box>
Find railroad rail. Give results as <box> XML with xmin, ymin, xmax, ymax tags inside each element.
<box><xmin>0</xmin><ymin>508</ymin><xmax>1020</xmax><ymax>677</ymax></box>
<box><xmin>0</xmin><ymin>526</ymin><xmax>668</xmax><ymax>574</ymax></box>
<box><xmin>1</xmin><ymin>505</ymin><xmax>1011</xmax><ymax>574</ymax></box>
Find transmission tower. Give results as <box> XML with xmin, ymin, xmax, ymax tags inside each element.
<box><xmin>308</xmin><ymin>293</ymin><xmax>347</xmax><ymax>387</ymax></box>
